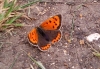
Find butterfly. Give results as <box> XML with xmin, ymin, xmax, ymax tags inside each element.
<box><xmin>28</xmin><ymin>14</ymin><xmax>62</xmax><ymax>51</ymax></box>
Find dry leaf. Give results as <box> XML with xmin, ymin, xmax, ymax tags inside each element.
<box><xmin>79</xmin><ymin>40</ymin><xmax>84</xmax><ymax>45</ymax></box>
<box><xmin>79</xmin><ymin>14</ymin><xmax>83</xmax><ymax>19</ymax></box>
<box><xmin>67</xmin><ymin>39</ymin><xmax>72</xmax><ymax>43</ymax></box>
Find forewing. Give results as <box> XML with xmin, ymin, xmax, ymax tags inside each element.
<box><xmin>40</xmin><ymin>15</ymin><xmax>61</xmax><ymax>30</ymax></box>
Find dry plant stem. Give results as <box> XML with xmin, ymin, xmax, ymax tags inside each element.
<box><xmin>85</xmin><ymin>41</ymin><xmax>99</xmax><ymax>53</ymax></box>
<box><xmin>0</xmin><ymin>17</ymin><xmax>8</xmax><ymax>25</ymax></box>
<box><xmin>0</xmin><ymin>43</ymin><xmax>3</xmax><ymax>49</ymax></box>
<box><xmin>8</xmin><ymin>53</ymin><xmax>20</xmax><ymax>69</ymax></box>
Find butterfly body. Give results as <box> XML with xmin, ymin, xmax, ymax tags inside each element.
<box><xmin>28</xmin><ymin>15</ymin><xmax>62</xmax><ymax>51</ymax></box>
<box><xmin>36</xmin><ymin>27</ymin><xmax>50</xmax><ymax>42</ymax></box>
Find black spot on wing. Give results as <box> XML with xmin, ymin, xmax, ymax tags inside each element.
<box><xmin>54</xmin><ymin>22</ymin><xmax>57</xmax><ymax>25</ymax></box>
<box><xmin>53</xmin><ymin>17</ymin><xmax>57</xmax><ymax>21</ymax></box>
<box><xmin>49</xmin><ymin>20</ymin><xmax>51</xmax><ymax>23</ymax></box>
<box><xmin>46</xmin><ymin>22</ymin><xmax>48</xmax><ymax>24</ymax></box>
<box><xmin>53</xmin><ymin>26</ymin><xmax>55</xmax><ymax>28</ymax></box>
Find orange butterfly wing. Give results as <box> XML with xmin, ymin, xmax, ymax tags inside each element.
<box><xmin>38</xmin><ymin>44</ymin><xmax>51</xmax><ymax>51</ymax></box>
<box><xmin>28</xmin><ymin>28</ymin><xmax>38</xmax><ymax>45</ymax></box>
<box><xmin>40</xmin><ymin>15</ymin><xmax>61</xmax><ymax>30</ymax></box>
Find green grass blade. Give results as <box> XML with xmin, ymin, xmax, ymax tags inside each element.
<box><xmin>29</xmin><ymin>56</ymin><xmax>46</xmax><ymax>69</ymax></box>
<box><xmin>93</xmin><ymin>52</ymin><xmax>100</xmax><ymax>57</ymax></box>
<box><xmin>14</xmin><ymin>23</ymin><xmax>23</xmax><ymax>27</ymax></box>
<box><xmin>21</xmin><ymin>0</ymin><xmax>42</xmax><ymax>8</ymax></box>
<box><xmin>13</xmin><ymin>5</ymin><xmax>20</xmax><ymax>11</ymax></box>
<box><xmin>9</xmin><ymin>0</ymin><xmax>18</xmax><ymax>11</ymax></box>
<box><xmin>6</xmin><ymin>14</ymin><xmax>22</xmax><ymax>24</ymax></box>
<box><xmin>4</xmin><ymin>0</ymin><xmax>15</xmax><ymax>17</ymax></box>
<box><xmin>3</xmin><ymin>0</ymin><xmax>8</xmax><ymax>8</ymax></box>
<box><xmin>5</xmin><ymin>6</ymin><xmax>13</xmax><ymax>17</ymax></box>
<box><xmin>0</xmin><ymin>13</ymin><xmax>5</xmax><ymax>21</ymax></box>
<box><xmin>23</xmin><ymin>50</ymin><xmax>46</xmax><ymax>69</ymax></box>
<box><xmin>8</xmin><ymin>53</ymin><xmax>20</xmax><ymax>69</ymax></box>
<box><xmin>8</xmin><ymin>0</ymin><xmax>16</xmax><ymax>7</ymax></box>
<box><xmin>37</xmin><ymin>61</ymin><xmax>46</xmax><ymax>69</ymax></box>
<box><xmin>29</xmin><ymin>57</ymin><xmax>46</xmax><ymax>69</ymax></box>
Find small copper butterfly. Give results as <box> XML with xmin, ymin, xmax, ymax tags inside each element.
<box><xmin>28</xmin><ymin>14</ymin><xmax>61</xmax><ymax>51</ymax></box>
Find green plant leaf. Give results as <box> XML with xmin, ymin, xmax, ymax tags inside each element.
<box><xmin>14</xmin><ymin>23</ymin><xmax>23</xmax><ymax>27</ymax></box>
<box><xmin>5</xmin><ymin>6</ymin><xmax>13</xmax><ymax>17</ymax></box>
<box><xmin>0</xmin><ymin>13</ymin><xmax>5</xmax><ymax>21</ymax></box>
<box><xmin>2</xmin><ymin>26</ymin><xmax>7</xmax><ymax>30</ymax></box>
<box><xmin>29</xmin><ymin>55</ymin><xmax>46</xmax><ymax>69</ymax></box>
<box><xmin>93</xmin><ymin>52</ymin><xmax>100</xmax><ymax>57</ymax></box>
<box><xmin>23</xmin><ymin>50</ymin><xmax>46</xmax><ymax>69</ymax></box>
<box><xmin>13</xmin><ymin>5</ymin><xmax>21</xmax><ymax>11</ymax></box>
<box><xmin>3</xmin><ymin>0</ymin><xmax>8</xmax><ymax>8</ymax></box>
<box><xmin>8</xmin><ymin>53</ymin><xmax>20</xmax><ymax>69</ymax></box>
<box><xmin>9</xmin><ymin>0</ymin><xmax>18</xmax><ymax>11</ymax></box>
<box><xmin>37</xmin><ymin>61</ymin><xmax>46</xmax><ymax>69</ymax></box>
<box><xmin>6</xmin><ymin>14</ymin><xmax>22</xmax><ymax>24</ymax></box>
<box><xmin>4</xmin><ymin>0</ymin><xmax>16</xmax><ymax>17</ymax></box>
<box><xmin>8</xmin><ymin>0</ymin><xmax>16</xmax><ymax>7</ymax></box>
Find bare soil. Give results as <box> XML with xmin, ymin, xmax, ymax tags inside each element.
<box><xmin>0</xmin><ymin>0</ymin><xmax>100</xmax><ymax>69</ymax></box>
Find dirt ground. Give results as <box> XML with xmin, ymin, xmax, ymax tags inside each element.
<box><xmin>0</xmin><ymin>0</ymin><xmax>100</xmax><ymax>69</ymax></box>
